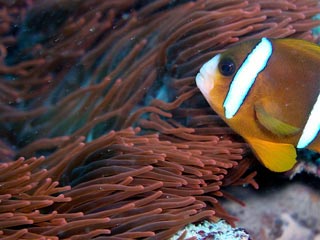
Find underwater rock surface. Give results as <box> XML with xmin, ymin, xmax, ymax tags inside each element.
<box><xmin>224</xmin><ymin>181</ymin><xmax>320</xmax><ymax>240</ymax></box>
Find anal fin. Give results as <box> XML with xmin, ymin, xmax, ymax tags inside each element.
<box><xmin>246</xmin><ymin>138</ymin><xmax>297</xmax><ymax>172</ymax></box>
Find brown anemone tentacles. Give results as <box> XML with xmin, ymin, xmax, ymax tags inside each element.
<box><xmin>0</xmin><ymin>0</ymin><xmax>319</xmax><ymax>239</ymax></box>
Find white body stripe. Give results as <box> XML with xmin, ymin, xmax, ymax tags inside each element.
<box><xmin>223</xmin><ymin>37</ymin><xmax>273</xmax><ymax>119</ymax></box>
<box><xmin>297</xmin><ymin>93</ymin><xmax>320</xmax><ymax>148</ymax></box>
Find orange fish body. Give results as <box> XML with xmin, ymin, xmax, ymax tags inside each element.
<box><xmin>196</xmin><ymin>38</ymin><xmax>320</xmax><ymax>172</ymax></box>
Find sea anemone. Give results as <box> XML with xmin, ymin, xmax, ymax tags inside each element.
<box><xmin>0</xmin><ymin>0</ymin><xmax>319</xmax><ymax>239</ymax></box>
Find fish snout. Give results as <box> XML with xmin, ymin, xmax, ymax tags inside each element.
<box><xmin>195</xmin><ymin>54</ymin><xmax>220</xmax><ymax>100</ymax></box>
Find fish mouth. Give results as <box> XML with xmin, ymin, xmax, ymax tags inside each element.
<box><xmin>195</xmin><ymin>72</ymin><xmax>210</xmax><ymax>99</ymax></box>
<box><xmin>195</xmin><ymin>54</ymin><xmax>220</xmax><ymax>100</ymax></box>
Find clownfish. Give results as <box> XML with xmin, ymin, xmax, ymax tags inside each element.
<box><xmin>196</xmin><ymin>37</ymin><xmax>320</xmax><ymax>172</ymax></box>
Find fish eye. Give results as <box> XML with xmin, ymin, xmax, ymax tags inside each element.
<box><xmin>218</xmin><ymin>58</ymin><xmax>235</xmax><ymax>76</ymax></box>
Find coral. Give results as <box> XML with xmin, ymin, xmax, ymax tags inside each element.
<box><xmin>0</xmin><ymin>0</ymin><xmax>319</xmax><ymax>239</ymax></box>
<box><xmin>171</xmin><ymin>220</ymin><xmax>250</xmax><ymax>240</ymax></box>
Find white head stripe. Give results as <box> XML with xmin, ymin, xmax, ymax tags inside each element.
<box><xmin>223</xmin><ymin>37</ymin><xmax>273</xmax><ymax>119</ymax></box>
<box><xmin>297</xmin><ymin>93</ymin><xmax>320</xmax><ymax>148</ymax></box>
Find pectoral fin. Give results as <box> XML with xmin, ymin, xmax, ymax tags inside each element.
<box><xmin>255</xmin><ymin>100</ymin><xmax>300</xmax><ymax>136</ymax></box>
<box><xmin>246</xmin><ymin>137</ymin><xmax>297</xmax><ymax>172</ymax></box>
